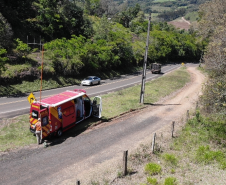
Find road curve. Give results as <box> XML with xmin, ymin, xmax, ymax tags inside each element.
<box><xmin>0</xmin><ymin>64</ymin><xmax>204</xmax><ymax>185</ymax></box>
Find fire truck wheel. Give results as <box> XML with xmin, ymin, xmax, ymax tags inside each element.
<box><xmin>57</xmin><ymin>129</ymin><xmax>63</xmax><ymax>137</ymax></box>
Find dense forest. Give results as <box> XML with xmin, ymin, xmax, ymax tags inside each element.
<box><xmin>0</xmin><ymin>0</ymin><xmax>225</xmax><ymax>115</ymax></box>
<box><xmin>0</xmin><ymin>0</ymin><xmax>206</xmax><ymax>85</ymax></box>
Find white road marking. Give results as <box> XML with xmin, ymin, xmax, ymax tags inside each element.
<box><xmin>89</xmin><ymin>66</ymin><xmax>179</xmax><ymax>96</ymax></box>
<box><xmin>0</xmin><ymin>65</ymin><xmax>179</xmax><ymax>107</ymax></box>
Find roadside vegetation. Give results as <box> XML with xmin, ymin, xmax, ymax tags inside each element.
<box><xmin>0</xmin><ymin>0</ymin><xmax>225</xmax><ymax>183</ymax></box>
<box><xmin>0</xmin><ymin>0</ymin><xmax>206</xmax><ymax>97</ymax></box>
<box><xmin>82</xmin><ymin>0</ymin><xmax>226</xmax><ymax>184</ymax></box>
<box><xmin>0</xmin><ymin>66</ymin><xmax>190</xmax><ymax>152</ymax></box>
<box><xmin>87</xmin><ymin>106</ymin><xmax>226</xmax><ymax>184</ymax></box>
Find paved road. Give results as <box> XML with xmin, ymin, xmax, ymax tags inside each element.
<box><xmin>0</xmin><ymin>64</ymin><xmax>181</xmax><ymax>119</ymax></box>
<box><xmin>0</xmin><ymin>64</ymin><xmax>200</xmax><ymax>185</ymax></box>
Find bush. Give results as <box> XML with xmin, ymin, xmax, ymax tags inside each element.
<box><xmin>164</xmin><ymin>177</ymin><xmax>177</xmax><ymax>185</ymax></box>
<box><xmin>147</xmin><ymin>177</ymin><xmax>158</xmax><ymax>185</ymax></box>
<box><xmin>196</xmin><ymin>145</ymin><xmax>226</xmax><ymax>165</ymax></box>
<box><xmin>144</xmin><ymin>163</ymin><xmax>161</xmax><ymax>175</ymax></box>
<box><xmin>162</xmin><ymin>153</ymin><xmax>178</xmax><ymax>166</ymax></box>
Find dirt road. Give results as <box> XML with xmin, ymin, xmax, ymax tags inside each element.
<box><xmin>0</xmin><ymin>65</ymin><xmax>205</xmax><ymax>185</ymax></box>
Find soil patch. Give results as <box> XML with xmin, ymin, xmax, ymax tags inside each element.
<box><xmin>168</xmin><ymin>17</ymin><xmax>191</xmax><ymax>30</ymax></box>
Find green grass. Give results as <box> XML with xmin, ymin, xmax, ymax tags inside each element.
<box><xmin>0</xmin><ymin>77</ymin><xmax>81</xmax><ymax>96</ymax></box>
<box><xmin>0</xmin><ymin>67</ymin><xmax>190</xmax><ymax>151</ymax></box>
<box><xmin>153</xmin><ymin>0</ymin><xmax>176</xmax><ymax>2</ymax></box>
<box><xmin>0</xmin><ymin>115</ymin><xmax>36</xmax><ymax>152</ymax></box>
<box><xmin>101</xmin><ymin>67</ymin><xmax>190</xmax><ymax>119</ymax></box>
<box><xmin>145</xmin><ymin>162</ymin><xmax>162</xmax><ymax>175</ymax></box>
<box><xmin>162</xmin><ymin>153</ymin><xmax>178</xmax><ymax>166</ymax></box>
<box><xmin>184</xmin><ymin>11</ymin><xmax>199</xmax><ymax>22</ymax></box>
<box><xmin>147</xmin><ymin>177</ymin><xmax>158</xmax><ymax>185</ymax></box>
<box><xmin>164</xmin><ymin>177</ymin><xmax>177</xmax><ymax>185</ymax></box>
<box><xmin>1</xmin><ymin>63</ymin><xmax>33</xmax><ymax>78</ymax></box>
<box><xmin>170</xmin><ymin>113</ymin><xmax>226</xmax><ymax>169</ymax></box>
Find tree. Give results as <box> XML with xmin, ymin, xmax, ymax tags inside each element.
<box><xmin>0</xmin><ymin>13</ymin><xmax>13</xmax><ymax>49</ymax></box>
<box><xmin>116</xmin><ymin>4</ymin><xmax>141</xmax><ymax>28</ymax></box>
<box><xmin>198</xmin><ymin>0</ymin><xmax>226</xmax><ymax>113</ymax></box>
<box><xmin>0</xmin><ymin>48</ymin><xmax>8</xmax><ymax>76</ymax></box>
<box><xmin>0</xmin><ymin>0</ymin><xmax>36</xmax><ymax>40</ymax></box>
<box><xmin>198</xmin><ymin>0</ymin><xmax>226</xmax><ymax>74</ymax></box>
<box><xmin>31</xmin><ymin>0</ymin><xmax>90</xmax><ymax>40</ymax></box>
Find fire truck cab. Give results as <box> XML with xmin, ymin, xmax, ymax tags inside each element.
<box><xmin>29</xmin><ymin>89</ymin><xmax>102</xmax><ymax>139</ymax></box>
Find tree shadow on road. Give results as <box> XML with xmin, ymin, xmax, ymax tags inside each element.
<box><xmin>144</xmin><ymin>103</ymin><xmax>181</xmax><ymax>106</ymax></box>
<box><xmin>46</xmin><ymin>117</ymin><xmax>107</xmax><ymax>147</ymax></box>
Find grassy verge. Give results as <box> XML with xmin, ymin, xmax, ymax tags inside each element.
<box><xmin>101</xmin><ymin>67</ymin><xmax>189</xmax><ymax>119</ymax></box>
<box><xmin>0</xmin><ymin>77</ymin><xmax>81</xmax><ymax>96</ymax></box>
<box><xmin>132</xmin><ymin>112</ymin><xmax>226</xmax><ymax>185</ymax></box>
<box><xmin>0</xmin><ymin>67</ymin><xmax>190</xmax><ymax>152</ymax></box>
<box><xmin>0</xmin><ymin>67</ymin><xmax>142</xmax><ymax>97</ymax></box>
<box><xmin>82</xmin><ymin>112</ymin><xmax>226</xmax><ymax>184</ymax></box>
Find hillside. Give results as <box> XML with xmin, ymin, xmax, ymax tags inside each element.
<box><xmin>168</xmin><ymin>16</ymin><xmax>191</xmax><ymax>30</ymax></box>
<box><xmin>0</xmin><ymin>0</ymin><xmax>204</xmax><ymax>97</ymax></box>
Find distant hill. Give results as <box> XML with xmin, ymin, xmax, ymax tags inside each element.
<box><xmin>118</xmin><ymin>0</ymin><xmax>209</xmax><ymax>22</ymax></box>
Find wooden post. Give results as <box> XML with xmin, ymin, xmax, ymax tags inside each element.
<box><xmin>123</xmin><ymin>150</ymin><xmax>128</xmax><ymax>176</ymax></box>
<box><xmin>76</xmin><ymin>180</ymin><xmax>80</xmax><ymax>185</ymax></box>
<box><xmin>196</xmin><ymin>101</ymin><xmax>198</xmax><ymax>110</ymax></box>
<box><xmin>140</xmin><ymin>13</ymin><xmax>151</xmax><ymax>104</ymax></box>
<box><xmin>151</xmin><ymin>133</ymin><xmax>156</xmax><ymax>154</ymax></box>
<box><xmin>186</xmin><ymin>110</ymin><xmax>189</xmax><ymax>122</ymax></box>
<box><xmin>171</xmin><ymin>121</ymin><xmax>175</xmax><ymax>138</ymax></box>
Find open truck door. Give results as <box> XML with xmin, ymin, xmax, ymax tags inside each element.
<box><xmin>40</xmin><ymin>108</ymin><xmax>51</xmax><ymax>139</ymax></box>
<box><xmin>92</xmin><ymin>96</ymin><xmax>102</xmax><ymax>118</ymax></box>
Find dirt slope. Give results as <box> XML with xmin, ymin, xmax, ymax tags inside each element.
<box><xmin>168</xmin><ymin>17</ymin><xmax>191</xmax><ymax>30</ymax></box>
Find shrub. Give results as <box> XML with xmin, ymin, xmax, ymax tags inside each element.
<box><xmin>147</xmin><ymin>177</ymin><xmax>158</xmax><ymax>185</ymax></box>
<box><xmin>196</xmin><ymin>145</ymin><xmax>226</xmax><ymax>165</ymax></box>
<box><xmin>162</xmin><ymin>153</ymin><xmax>178</xmax><ymax>166</ymax></box>
<box><xmin>170</xmin><ymin>169</ymin><xmax>175</xmax><ymax>174</ymax></box>
<box><xmin>144</xmin><ymin>163</ymin><xmax>161</xmax><ymax>175</ymax></box>
<box><xmin>164</xmin><ymin>177</ymin><xmax>177</xmax><ymax>185</ymax></box>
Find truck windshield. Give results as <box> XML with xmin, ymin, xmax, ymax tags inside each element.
<box><xmin>32</xmin><ymin>110</ymin><xmax>39</xmax><ymax>119</ymax></box>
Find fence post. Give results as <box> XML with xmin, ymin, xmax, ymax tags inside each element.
<box><xmin>186</xmin><ymin>110</ymin><xmax>189</xmax><ymax>122</ymax></box>
<box><xmin>196</xmin><ymin>101</ymin><xmax>198</xmax><ymax>110</ymax></box>
<box><xmin>151</xmin><ymin>133</ymin><xmax>156</xmax><ymax>154</ymax></box>
<box><xmin>123</xmin><ymin>150</ymin><xmax>128</xmax><ymax>176</ymax></box>
<box><xmin>171</xmin><ymin>121</ymin><xmax>175</xmax><ymax>138</ymax></box>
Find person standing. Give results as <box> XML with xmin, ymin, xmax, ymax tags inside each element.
<box><xmin>35</xmin><ymin>118</ymin><xmax>42</xmax><ymax>144</ymax></box>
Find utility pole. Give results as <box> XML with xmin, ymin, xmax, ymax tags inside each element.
<box><xmin>140</xmin><ymin>13</ymin><xmax>151</xmax><ymax>104</ymax></box>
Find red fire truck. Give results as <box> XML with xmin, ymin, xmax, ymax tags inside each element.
<box><xmin>29</xmin><ymin>89</ymin><xmax>102</xmax><ymax>139</ymax></box>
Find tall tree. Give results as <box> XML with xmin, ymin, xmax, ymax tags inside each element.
<box><xmin>0</xmin><ymin>12</ymin><xmax>13</xmax><ymax>49</ymax></box>
<box><xmin>0</xmin><ymin>0</ymin><xmax>36</xmax><ymax>40</ymax></box>
<box><xmin>198</xmin><ymin>0</ymin><xmax>226</xmax><ymax>113</ymax></box>
<box><xmin>31</xmin><ymin>0</ymin><xmax>91</xmax><ymax>40</ymax></box>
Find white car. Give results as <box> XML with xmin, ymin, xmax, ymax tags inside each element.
<box><xmin>81</xmin><ymin>76</ymin><xmax>101</xmax><ymax>86</ymax></box>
